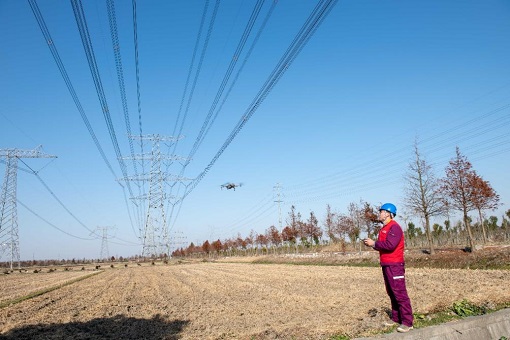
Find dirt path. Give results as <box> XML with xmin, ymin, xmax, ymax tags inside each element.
<box><xmin>0</xmin><ymin>263</ymin><xmax>509</xmax><ymax>339</ymax></box>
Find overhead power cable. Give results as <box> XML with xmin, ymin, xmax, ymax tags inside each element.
<box><xmin>282</xmin><ymin>103</ymin><xmax>510</xmax><ymax>205</ymax></box>
<box><xmin>183</xmin><ymin>0</ymin><xmax>339</xmax><ymax>200</ymax></box>
<box><xmin>31</xmin><ymin>0</ymin><xmax>138</xmax><ymax>239</ymax></box>
<box><xmin>18</xmin><ymin>200</ymin><xmax>96</xmax><ymax>241</ymax></box>
<box><xmin>70</xmin><ymin>0</ymin><xmax>134</xmax><ymax>198</ymax></box>
<box><xmin>131</xmin><ymin>0</ymin><xmax>147</xmax><ymax>233</ymax></box>
<box><xmin>18</xmin><ymin>158</ymin><xmax>97</xmax><ymax>236</ymax></box>
<box><xmin>28</xmin><ymin>0</ymin><xmax>117</xmax><ymax>179</ymax></box>
<box><xmin>106</xmin><ymin>0</ymin><xmax>139</xmax><ymax>180</ymax></box>
<box><xmin>0</xmin><ymin>160</ymin><xmax>32</xmax><ymax>175</ymax></box>
<box><xmin>214</xmin><ymin>91</ymin><xmax>509</xmax><ymax>231</ymax></box>
<box><xmin>200</xmin><ymin>0</ymin><xmax>278</xmax><ymax>149</ymax></box>
<box><xmin>166</xmin><ymin>0</ymin><xmax>274</xmax><ymax>230</ymax></box>
<box><xmin>167</xmin><ymin>0</ymin><xmax>338</xmax><ymax>230</ymax></box>
<box><xmin>164</xmin><ymin>0</ymin><xmax>219</xmax><ymax>230</ymax></box>
<box><xmin>165</xmin><ymin>0</ymin><xmax>222</xmax><ymax>231</ymax></box>
<box><xmin>284</xmin><ymin>102</ymin><xmax>510</xmax><ymax>193</ymax></box>
<box><xmin>184</xmin><ymin>0</ymin><xmax>266</xmax><ymax>166</ymax></box>
<box><xmin>224</xmin><ymin>201</ymin><xmax>278</xmax><ymax>237</ymax></box>
<box><xmin>106</xmin><ymin>0</ymin><xmax>144</xmax><ymax>238</ymax></box>
<box><xmin>222</xmin><ymin>193</ymin><xmax>274</xmax><ymax>230</ymax></box>
<box><xmin>132</xmin><ymin>0</ymin><xmax>144</xmax><ymax>143</ymax></box>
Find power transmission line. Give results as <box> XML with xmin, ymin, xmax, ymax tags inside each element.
<box><xmin>28</xmin><ymin>0</ymin><xmax>117</xmax><ymax>178</ymax></box>
<box><xmin>183</xmin><ymin>0</ymin><xmax>339</xmax><ymax>200</ymax></box>
<box><xmin>70</xmin><ymin>0</ymin><xmax>134</xmax><ymax>198</ymax></box>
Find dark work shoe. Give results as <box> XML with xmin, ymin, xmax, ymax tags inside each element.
<box><xmin>397</xmin><ymin>324</ymin><xmax>413</xmax><ymax>332</ymax></box>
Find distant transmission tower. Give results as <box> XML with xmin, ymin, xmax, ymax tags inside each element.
<box><xmin>121</xmin><ymin>135</ymin><xmax>190</xmax><ymax>258</ymax></box>
<box><xmin>273</xmin><ymin>183</ymin><xmax>283</xmax><ymax>233</ymax></box>
<box><xmin>0</xmin><ymin>146</ymin><xmax>56</xmax><ymax>269</ymax></box>
<box><xmin>93</xmin><ymin>226</ymin><xmax>114</xmax><ymax>261</ymax></box>
<box><xmin>169</xmin><ymin>230</ymin><xmax>187</xmax><ymax>256</ymax></box>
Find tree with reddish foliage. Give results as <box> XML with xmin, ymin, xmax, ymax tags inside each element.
<box><xmin>235</xmin><ymin>234</ymin><xmax>247</xmax><ymax>253</ymax></box>
<box><xmin>285</xmin><ymin>205</ymin><xmax>302</xmax><ymax>250</ymax></box>
<box><xmin>255</xmin><ymin>233</ymin><xmax>269</xmax><ymax>253</ymax></box>
<box><xmin>171</xmin><ymin>248</ymin><xmax>183</xmax><ymax>257</ymax></box>
<box><xmin>211</xmin><ymin>239</ymin><xmax>223</xmax><ymax>256</ymax></box>
<box><xmin>281</xmin><ymin>225</ymin><xmax>298</xmax><ymax>245</ymax></box>
<box><xmin>361</xmin><ymin>202</ymin><xmax>379</xmax><ymax>239</ymax></box>
<box><xmin>186</xmin><ymin>242</ymin><xmax>199</xmax><ymax>256</ymax></box>
<box><xmin>303</xmin><ymin>211</ymin><xmax>322</xmax><ymax>246</ymax></box>
<box><xmin>266</xmin><ymin>225</ymin><xmax>281</xmax><ymax>252</ymax></box>
<box><xmin>469</xmin><ymin>174</ymin><xmax>500</xmax><ymax>244</ymax></box>
<box><xmin>440</xmin><ymin>147</ymin><xmax>485</xmax><ymax>251</ymax></box>
<box><xmin>202</xmin><ymin>240</ymin><xmax>211</xmax><ymax>255</ymax></box>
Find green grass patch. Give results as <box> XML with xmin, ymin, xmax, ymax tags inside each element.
<box><xmin>415</xmin><ymin>300</ymin><xmax>510</xmax><ymax>329</ymax></box>
<box><xmin>0</xmin><ymin>271</ymin><xmax>102</xmax><ymax>309</ymax></box>
<box><xmin>329</xmin><ymin>335</ymin><xmax>350</xmax><ymax>340</ymax></box>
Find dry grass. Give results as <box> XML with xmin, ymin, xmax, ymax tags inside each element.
<box><xmin>0</xmin><ymin>249</ymin><xmax>509</xmax><ymax>339</ymax></box>
<box><xmin>0</xmin><ymin>269</ymin><xmax>98</xmax><ymax>307</ymax></box>
<box><xmin>241</xmin><ymin>244</ymin><xmax>510</xmax><ymax>270</ymax></box>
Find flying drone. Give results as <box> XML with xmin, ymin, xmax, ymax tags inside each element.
<box><xmin>221</xmin><ymin>182</ymin><xmax>243</xmax><ymax>190</ymax></box>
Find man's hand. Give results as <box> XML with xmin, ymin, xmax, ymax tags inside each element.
<box><xmin>363</xmin><ymin>238</ymin><xmax>375</xmax><ymax>247</ymax></box>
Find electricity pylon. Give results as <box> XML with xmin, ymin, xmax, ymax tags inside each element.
<box><xmin>92</xmin><ymin>226</ymin><xmax>115</xmax><ymax>261</ymax></box>
<box><xmin>121</xmin><ymin>135</ymin><xmax>190</xmax><ymax>258</ymax></box>
<box><xmin>0</xmin><ymin>146</ymin><xmax>56</xmax><ymax>269</ymax></box>
<box><xmin>169</xmin><ymin>230</ymin><xmax>187</xmax><ymax>256</ymax></box>
<box><xmin>273</xmin><ymin>183</ymin><xmax>283</xmax><ymax>233</ymax></box>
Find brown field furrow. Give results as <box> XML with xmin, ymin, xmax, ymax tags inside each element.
<box><xmin>0</xmin><ymin>270</ymin><xmax>95</xmax><ymax>304</ymax></box>
<box><xmin>0</xmin><ymin>262</ymin><xmax>509</xmax><ymax>339</ymax></box>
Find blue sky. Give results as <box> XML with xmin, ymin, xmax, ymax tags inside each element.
<box><xmin>1</xmin><ymin>0</ymin><xmax>509</xmax><ymax>261</ymax></box>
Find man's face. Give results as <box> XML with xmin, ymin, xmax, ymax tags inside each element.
<box><xmin>378</xmin><ymin>210</ymin><xmax>389</xmax><ymax>222</ymax></box>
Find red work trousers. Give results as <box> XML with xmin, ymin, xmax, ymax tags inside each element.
<box><xmin>382</xmin><ymin>264</ymin><xmax>413</xmax><ymax>327</ymax></box>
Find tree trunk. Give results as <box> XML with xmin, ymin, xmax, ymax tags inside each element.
<box><xmin>478</xmin><ymin>208</ymin><xmax>487</xmax><ymax>244</ymax></box>
<box><xmin>463</xmin><ymin>210</ymin><xmax>475</xmax><ymax>251</ymax></box>
<box><xmin>424</xmin><ymin>216</ymin><xmax>435</xmax><ymax>254</ymax></box>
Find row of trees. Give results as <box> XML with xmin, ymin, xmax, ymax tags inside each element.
<box><xmin>173</xmin><ymin>209</ymin><xmax>510</xmax><ymax>258</ymax></box>
<box><xmin>404</xmin><ymin>144</ymin><xmax>500</xmax><ymax>254</ymax></box>
<box><xmin>173</xmin><ymin>145</ymin><xmax>504</xmax><ymax>258</ymax></box>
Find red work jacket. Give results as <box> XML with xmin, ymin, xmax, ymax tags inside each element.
<box><xmin>374</xmin><ymin>219</ymin><xmax>405</xmax><ymax>265</ymax></box>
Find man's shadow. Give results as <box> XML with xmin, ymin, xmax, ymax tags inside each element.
<box><xmin>0</xmin><ymin>314</ymin><xmax>189</xmax><ymax>339</ymax></box>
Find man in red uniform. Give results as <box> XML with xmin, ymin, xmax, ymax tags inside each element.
<box><xmin>363</xmin><ymin>203</ymin><xmax>414</xmax><ymax>333</ymax></box>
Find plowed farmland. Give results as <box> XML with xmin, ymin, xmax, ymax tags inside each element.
<box><xmin>1</xmin><ymin>261</ymin><xmax>509</xmax><ymax>339</ymax></box>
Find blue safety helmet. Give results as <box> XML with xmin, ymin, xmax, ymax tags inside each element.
<box><xmin>379</xmin><ymin>203</ymin><xmax>397</xmax><ymax>217</ymax></box>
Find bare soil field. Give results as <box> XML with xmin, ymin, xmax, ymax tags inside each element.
<box><xmin>0</xmin><ymin>251</ymin><xmax>509</xmax><ymax>340</ymax></box>
<box><xmin>0</xmin><ymin>269</ymin><xmax>98</xmax><ymax>307</ymax></box>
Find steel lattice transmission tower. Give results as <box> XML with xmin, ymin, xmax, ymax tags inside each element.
<box><xmin>0</xmin><ymin>146</ymin><xmax>56</xmax><ymax>269</ymax></box>
<box><xmin>273</xmin><ymin>183</ymin><xmax>283</xmax><ymax>232</ymax></box>
<box><xmin>93</xmin><ymin>226</ymin><xmax>114</xmax><ymax>261</ymax></box>
<box><xmin>121</xmin><ymin>135</ymin><xmax>190</xmax><ymax>258</ymax></box>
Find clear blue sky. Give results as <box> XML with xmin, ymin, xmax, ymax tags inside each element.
<box><xmin>1</xmin><ymin>0</ymin><xmax>509</xmax><ymax>261</ymax></box>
